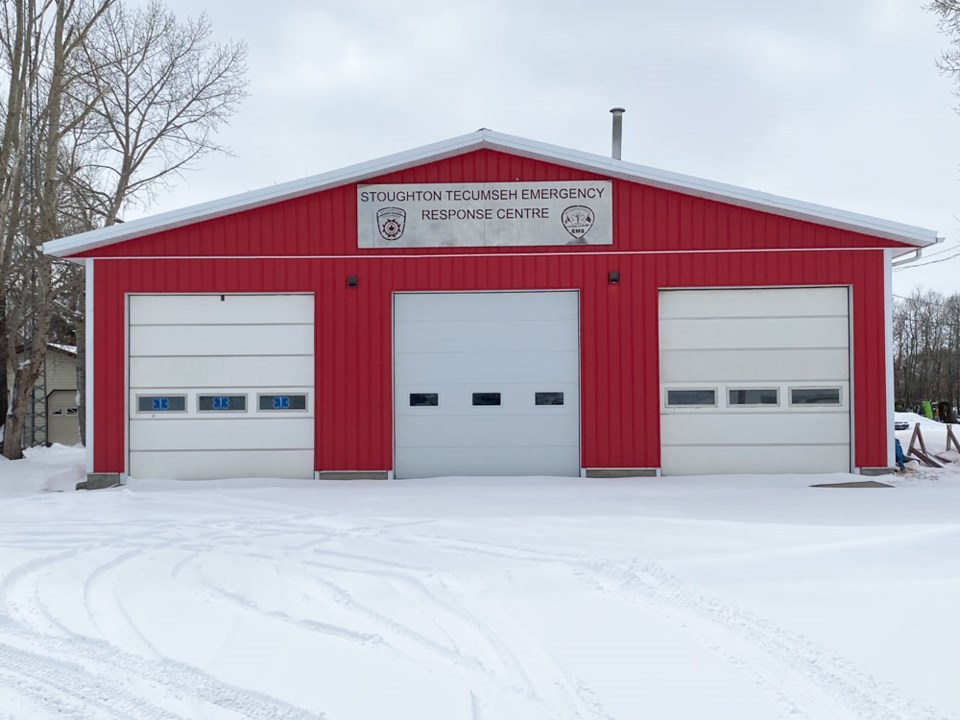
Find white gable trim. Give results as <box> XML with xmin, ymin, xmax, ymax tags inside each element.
<box><xmin>43</xmin><ymin>129</ymin><xmax>939</xmax><ymax>258</ymax></box>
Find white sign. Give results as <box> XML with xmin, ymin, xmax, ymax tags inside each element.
<box><xmin>357</xmin><ymin>181</ymin><xmax>612</xmax><ymax>248</ymax></box>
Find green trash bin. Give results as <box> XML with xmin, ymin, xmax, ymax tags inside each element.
<box><xmin>922</xmin><ymin>400</ymin><xmax>934</xmax><ymax>419</ymax></box>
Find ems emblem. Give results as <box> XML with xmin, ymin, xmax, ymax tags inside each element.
<box><xmin>561</xmin><ymin>205</ymin><xmax>595</xmax><ymax>242</ymax></box>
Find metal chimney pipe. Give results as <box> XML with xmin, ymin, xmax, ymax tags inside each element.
<box><xmin>610</xmin><ymin>107</ymin><xmax>625</xmax><ymax>160</ymax></box>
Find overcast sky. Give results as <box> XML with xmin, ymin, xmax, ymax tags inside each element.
<box><xmin>148</xmin><ymin>0</ymin><xmax>960</xmax><ymax>295</ymax></box>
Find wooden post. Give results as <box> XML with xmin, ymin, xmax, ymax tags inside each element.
<box><xmin>906</xmin><ymin>424</ymin><xmax>944</xmax><ymax>468</ymax></box>
<box><xmin>947</xmin><ymin>425</ymin><xmax>960</xmax><ymax>454</ymax></box>
<box><xmin>908</xmin><ymin>423</ymin><xmax>926</xmax><ymax>456</ymax></box>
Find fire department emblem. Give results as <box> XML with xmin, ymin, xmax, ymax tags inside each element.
<box><xmin>376</xmin><ymin>207</ymin><xmax>406</xmax><ymax>241</ymax></box>
<box><xmin>561</xmin><ymin>205</ymin><xmax>594</xmax><ymax>241</ymax></box>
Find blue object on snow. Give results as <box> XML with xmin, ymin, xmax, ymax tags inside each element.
<box><xmin>895</xmin><ymin>438</ymin><xmax>905</xmax><ymax>471</ymax></box>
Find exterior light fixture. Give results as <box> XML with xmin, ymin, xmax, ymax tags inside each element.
<box><xmin>608</xmin><ymin>271</ymin><xmax>620</xmax><ymax>285</ymax></box>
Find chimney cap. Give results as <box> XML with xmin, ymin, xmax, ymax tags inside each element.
<box><xmin>609</xmin><ymin>107</ymin><xmax>626</xmax><ymax>115</ymax></box>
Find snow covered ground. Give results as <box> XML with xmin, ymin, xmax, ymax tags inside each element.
<box><xmin>1</xmin><ymin>447</ymin><xmax>959</xmax><ymax>719</ymax></box>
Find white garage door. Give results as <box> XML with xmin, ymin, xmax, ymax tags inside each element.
<box><xmin>394</xmin><ymin>292</ymin><xmax>580</xmax><ymax>479</ymax></box>
<box><xmin>659</xmin><ymin>287</ymin><xmax>850</xmax><ymax>475</ymax></box>
<box><xmin>128</xmin><ymin>294</ymin><xmax>314</xmax><ymax>480</ymax></box>
<box><xmin>47</xmin><ymin>389</ymin><xmax>80</xmax><ymax>446</ymax></box>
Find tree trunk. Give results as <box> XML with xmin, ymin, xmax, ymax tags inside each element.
<box><xmin>0</xmin><ymin>292</ymin><xmax>6</xmax><ymax>430</ymax></box>
<box><xmin>3</xmin><ymin>358</ymin><xmax>35</xmax><ymax>460</ymax></box>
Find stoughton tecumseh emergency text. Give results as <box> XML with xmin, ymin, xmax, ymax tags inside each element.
<box><xmin>357</xmin><ymin>186</ymin><xmax>606</xmax><ymax>204</ymax></box>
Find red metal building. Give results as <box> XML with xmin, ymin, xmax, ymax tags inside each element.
<box><xmin>45</xmin><ymin>131</ymin><xmax>938</xmax><ymax>485</ymax></box>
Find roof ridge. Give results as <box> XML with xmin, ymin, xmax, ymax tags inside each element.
<box><xmin>43</xmin><ymin>130</ymin><xmax>939</xmax><ymax>257</ymax></box>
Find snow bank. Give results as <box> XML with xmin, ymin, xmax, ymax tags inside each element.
<box><xmin>0</xmin><ymin>450</ymin><xmax>959</xmax><ymax>717</ymax></box>
<box><xmin>0</xmin><ymin>443</ymin><xmax>84</xmax><ymax>496</ymax></box>
<box><xmin>894</xmin><ymin>411</ymin><xmax>949</xmax><ymax>429</ymax></box>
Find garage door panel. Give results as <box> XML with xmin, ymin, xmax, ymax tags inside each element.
<box><xmin>660</xmin><ymin>287</ymin><xmax>848</xmax><ymax>319</ymax></box>
<box><xmin>130</xmin><ymin>355</ymin><xmax>314</xmax><ymax>389</ymax></box>
<box><xmin>396</xmin><ymin>415</ymin><xmax>578</xmax><ymax>448</ymax></box>
<box><xmin>130</xmin><ymin>294</ymin><xmax>314</xmax><ymax>325</ymax></box>
<box><xmin>395</xmin><ymin>319</ymin><xmax>578</xmax><ymax>353</ymax></box>
<box><xmin>661</xmin><ymin>412</ymin><xmax>850</xmax><ymax>447</ymax></box>
<box><xmin>395</xmin><ymin>351</ymin><xmax>579</xmax><ymax>385</ymax></box>
<box><xmin>129</xmin><ymin>294</ymin><xmax>314</xmax><ymax>480</ymax></box>
<box><xmin>659</xmin><ymin>317</ymin><xmax>849</xmax><ymax>351</ymax></box>
<box><xmin>661</xmin><ymin>445</ymin><xmax>851</xmax><ymax>475</ymax></box>
<box><xmin>130</xmin><ymin>418</ymin><xmax>313</xmax><ymax>451</ymax></box>
<box><xmin>394</xmin><ymin>292</ymin><xmax>580</xmax><ymax>478</ymax></box>
<box><xmin>396</xmin><ymin>292</ymin><xmax>578</xmax><ymax>322</ymax></box>
<box><xmin>130</xmin><ymin>324</ymin><xmax>313</xmax><ymax>357</ymax></box>
<box><xmin>397</xmin><ymin>446</ymin><xmax>580</xmax><ymax>478</ymax></box>
<box><xmin>129</xmin><ymin>450</ymin><xmax>313</xmax><ymax>480</ymax></box>
<box><xmin>660</xmin><ymin>348</ymin><xmax>849</xmax><ymax>384</ymax></box>
<box><xmin>659</xmin><ymin>287</ymin><xmax>851</xmax><ymax>475</ymax></box>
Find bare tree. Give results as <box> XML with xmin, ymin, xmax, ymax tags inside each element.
<box><xmin>893</xmin><ymin>288</ymin><xmax>960</xmax><ymax>414</ymax></box>
<box><xmin>64</xmin><ymin>1</ymin><xmax>246</xmax><ymax>447</ymax></box>
<box><xmin>0</xmin><ymin>0</ymin><xmax>246</xmax><ymax>459</ymax></box>
<box><xmin>931</xmin><ymin>1</ymin><xmax>960</xmax><ymax>96</ymax></box>
<box><xmin>77</xmin><ymin>0</ymin><xmax>247</xmax><ymax>224</ymax></box>
<box><xmin>2</xmin><ymin>0</ymin><xmax>114</xmax><ymax>459</ymax></box>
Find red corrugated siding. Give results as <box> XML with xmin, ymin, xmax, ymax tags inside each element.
<box><xmin>92</xmin><ymin>250</ymin><xmax>887</xmax><ymax>474</ymax></box>
<box><xmin>86</xmin><ymin>148</ymin><xmax>900</xmax><ymax>474</ymax></box>
<box><xmin>78</xmin><ymin>150</ymin><xmax>902</xmax><ymax>259</ymax></box>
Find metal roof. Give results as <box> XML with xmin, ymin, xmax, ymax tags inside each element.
<box><xmin>43</xmin><ymin>129</ymin><xmax>940</xmax><ymax>257</ymax></box>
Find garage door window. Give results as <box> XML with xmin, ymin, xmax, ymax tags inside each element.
<box><xmin>258</xmin><ymin>394</ymin><xmax>308</xmax><ymax>411</ymax></box>
<box><xmin>136</xmin><ymin>395</ymin><xmax>186</xmax><ymax>413</ymax></box>
<box><xmin>472</xmin><ymin>392</ymin><xmax>501</xmax><ymax>406</ymax></box>
<box><xmin>790</xmin><ymin>388</ymin><xmax>841</xmax><ymax>406</ymax></box>
<box><xmin>535</xmin><ymin>392</ymin><xmax>565</xmax><ymax>405</ymax></box>
<box><xmin>198</xmin><ymin>394</ymin><xmax>247</xmax><ymax>412</ymax></box>
<box><xmin>728</xmin><ymin>388</ymin><xmax>779</xmax><ymax>406</ymax></box>
<box><xmin>666</xmin><ymin>389</ymin><xmax>716</xmax><ymax>407</ymax></box>
<box><xmin>410</xmin><ymin>393</ymin><xmax>439</xmax><ymax>406</ymax></box>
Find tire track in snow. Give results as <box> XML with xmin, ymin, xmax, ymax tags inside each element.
<box><xmin>194</xmin><ymin>545</ymin><xmax>489</xmax><ymax>674</ymax></box>
<box><xmin>2</xmin><ymin>523</ymin><xmax>236</xmax><ymax>644</ymax></box>
<box><xmin>298</xmin><ymin>568</ymin><xmax>564</xmax><ymax>716</ymax></box>
<box><xmin>178</xmin><ymin>545</ymin><xmax>564</xmax><ymax>718</ymax></box>
<box><xmin>0</xmin><ymin>546</ymin><xmax>94</xmax><ymax>638</ymax></box>
<box><xmin>303</xmin><ymin>554</ymin><xmax>537</xmax><ymax>692</ymax></box>
<box><xmin>304</xmin><ymin>539</ymin><xmax>613</xmax><ymax>720</ymax></box>
<box><xmin>571</xmin><ymin>562</ymin><xmax>821</xmax><ymax>719</ymax></box>
<box><xmin>305</xmin><ymin>557</ymin><xmax>463</xmax><ymax>651</ymax></box>
<box><xmin>182</xmin><ymin>524</ymin><xmax>605</xmax><ymax>718</ymax></box>
<box><xmin>0</xmin><ymin>641</ymin><xmax>186</xmax><ymax>720</ymax></box>
<box><xmin>370</xmin><ymin>534</ymin><xmax>626</xmax><ymax>719</ymax></box>
<box><xmin>599</xmin><ymin>559</ymin><xmax>953</xmax><ymax>720</ymax></box>
<box><xmin>305</xmin><ymin>546</ymin><xmax>621</xmax><ymax>720</ymax></box>
<box><xmin>82</xmin><ymin>547</ymin><xmax>162</xmax><ymax>657</ymax></box>
<box><xmin>1</xmin><ymin>629</ymin><xmax>326</xmax><ymax>720</ymax></box>
<box><xmin>400</xmin><ymin>535</ymin><xmax>841</xmax><ymax>717</ymax></box>
<box><xmin>0</xmin><ymin>523</ymin><xmax>330</xmax><ymax>719</ymax></box>
<box><xmin>410</xmin><ymin>533</ymin><xmax>954</xmax><ymax>720</ymax></box>
<box><xmin>173</xmin><ymin>549</ymin><xmax>386</xmax><ymax>647</ymax></box>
